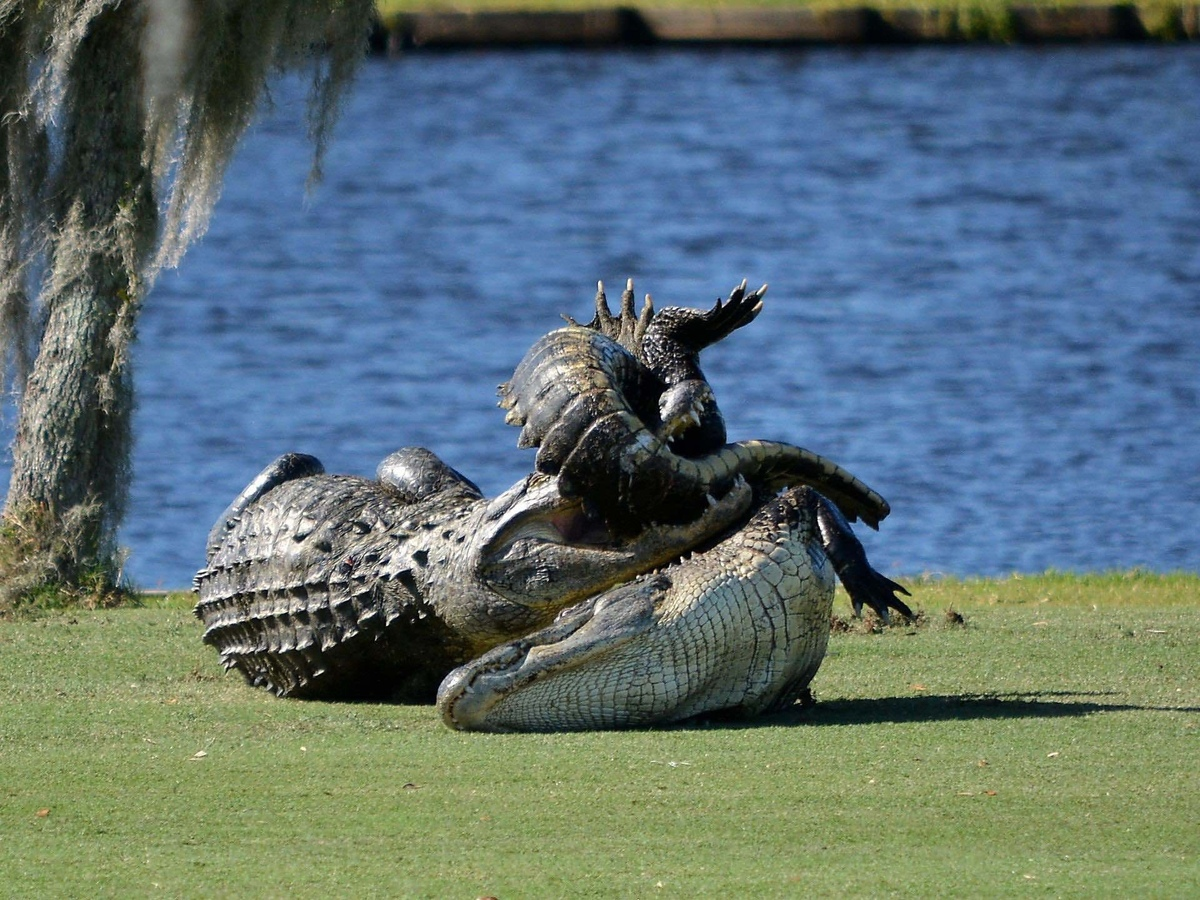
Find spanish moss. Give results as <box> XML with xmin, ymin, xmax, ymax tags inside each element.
<box><xmin>0</xmin><ymin>0</ymin><xmax>375</xmax><ymax>610</ymax></box>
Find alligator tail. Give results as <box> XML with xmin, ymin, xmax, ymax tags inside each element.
<box><xmin>556</xmin><ymin>410</ymin><xmax>890</xmax><ymax>532</ymax></box>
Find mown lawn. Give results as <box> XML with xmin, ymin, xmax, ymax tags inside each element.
<box><xmin>1</xmin><ymin>573</ymin><xmax>1196</xmax><ymax>897</ymax></box>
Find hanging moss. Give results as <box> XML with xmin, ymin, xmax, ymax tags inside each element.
<box><xmin>0</xmin><ymin>0</ymin><xmax>375</xmax><ymax>610</ymax></box>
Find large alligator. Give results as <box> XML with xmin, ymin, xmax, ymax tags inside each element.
<box><xmin>438</xmin><ymin>485</ymin><xmax>904</xmax><ymax>731</ymax></box>
<box><xmin>500</xmin><ymin>280</ymin><xmax>892</xmax><ymax>532</ymax></box>
<box><xmin>194</xmin><ymin>281</ymin><xmax>909</xmax><ymax>721</ymax></box>
<box><xmin>193</xmin><ymin>449</ymin><xmax>760</xmax><ymax>702</ymax></box>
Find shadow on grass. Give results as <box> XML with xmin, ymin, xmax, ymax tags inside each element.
<box><xmin>672</xmin><ymin>692</ymin><xmax>1200</xmax><ymax>731</ymax></box>
<box><xmin>757</xmin><ymin>692</ymin><xmax>1200</xmax><ymax>728</ymax></box>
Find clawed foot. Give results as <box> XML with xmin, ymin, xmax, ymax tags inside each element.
<box><xmin>566</xmin><ymin>278</ymin><xmax>654</xmax><ymax>354</ymax></box>
<box><xmin>642</xmin><ymin>279</ymin><xmax>767</xmax><ymax>357</ymax></box>
<box><xmin>692</xmin><ymin>279</ymin><xmax>768</xmax><ymax>348</ymax></box>
<box><xmin>566</xmin><ymin>278</ymin><xmax>766</xmax><ymax>358</ymax></box>
<box><xmin>810</xmin><ymin>488</ymin><xmax>913</xmax><ymax>624</ymax></box>
<box><xmin>844</xmin><ymin>566</ymin><xmax>913</xmax><ymax>624</ymax></box>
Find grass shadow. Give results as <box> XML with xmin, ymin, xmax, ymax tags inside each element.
<box><xmin>668</xmin><ymin>691</ymin><xmax>1198</xmax><ymax>731</ymax></box>
<box><xmin>759</xmin><ymin>691</ymin><xmax>1200</xmax><ymax>728</ymax></box>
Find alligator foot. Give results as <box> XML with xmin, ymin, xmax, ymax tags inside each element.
<box><xmin>564</xmin><ymin>279</ymin><xmax>654</xmax><ymax>354</ymax></box>
<box><xmin>202</xmin><ymin>452</ymin><xmax>324</xmax><ymax>560</ymax></box>
<box><xmin>647</xmin><ymin>280</ymin><xmax>765</xmax><ymax>456</ymax></box>
<box><xmin>643</xmin><ymin>278</ymin><xmax>765</xmax><ymax>367</ymax></box>
<box><xmin>809</xmin><ymin>489</ymin><xmax>912</xmax><ymax>622</ymax></box>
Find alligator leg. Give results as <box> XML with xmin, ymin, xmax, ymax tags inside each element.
<box><xmin>437</xmin><ymin>486</ymin><xmax>841</xmax><ymax>732</ymax></box>
<box><xmin>203</xmin><ymin>453</ymin><xmax>324</xmax><ymax>558</ymax></box>
<box><xmin>642</xmin><ymin>279</ymin><xmax>765</xmax><ymax>377</ymax></box>
<box><xmin>808</xmin><ymin>489</ymin><xmax>912</xmax><ymax>622</ymax></box>
<box><xmin>375</xmin><ymin>447</ymin><xmax>482</xmax><ymax>504</ymax></box>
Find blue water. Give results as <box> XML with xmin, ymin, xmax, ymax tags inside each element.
<box><xmin>7</xmin><ymin>46</ymin><xmax>1200</xmax><ymax>587</ymax></box>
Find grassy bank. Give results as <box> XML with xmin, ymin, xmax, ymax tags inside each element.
<box><xmin>376</xmin><ymin>0</ymin><xmax>1184</xmax><ymax>10</ymax></box>
<box><xmin>373</xmin><ymin>0</ymin><xmax>1199</xmax><ymax>44</ymax></box>
<box><xmin>374</xmin><ymin>0</ymin><xmax>1198</xmax><ymax>28</ymax></box>
<box><xmin>2</xmin><ymin>573</ymin><xmax>1197</xmax><ymax>896</ymax></box>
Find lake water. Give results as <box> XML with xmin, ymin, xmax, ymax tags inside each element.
<box><xmin>6</xmin><ymin>46</ymin><xmax>1199</xmax><ymax>588</ymax></box>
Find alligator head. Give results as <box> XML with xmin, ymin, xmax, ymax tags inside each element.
<box><xmin>438</xmin><ymin>485</ymin><xmax>911</xmax><ymax>732</ymax></box>
<box><xmin>439</xmin><ymin>466</ymin><xmax>756</xmax><ymax>651</ymax></box>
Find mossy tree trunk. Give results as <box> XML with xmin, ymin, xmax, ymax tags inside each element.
<box><xmin>3</xmin><ymin>5</ymin><xmax>152</xmax><ymax>599</ymax></box>
<box><xmin>0</xmin><ymin>1</ymin><xmax>374</xmax><ymax>609</ymax></box>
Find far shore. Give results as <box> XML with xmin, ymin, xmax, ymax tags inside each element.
<box><xmin>371</xmin><ymin>2</ymin><xmax>1200</xmax><ymax>49</ymax></box>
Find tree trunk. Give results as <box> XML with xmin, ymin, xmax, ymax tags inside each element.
<box><xmin>1</xmin><ymin>2</ymin><xmax>371</xmax><ymax>609</ymax></box>
<box><xmin>2</xmin><ymin>6</ymin><xmax>154</xmax><ymax>600</ymax></box>
<box><xmin>0</xmin><ymin>8</ymin><xmax>35</xmax><ymax>390</ymax></box>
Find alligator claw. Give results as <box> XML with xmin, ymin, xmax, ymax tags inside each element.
<box><xmin>810</xmin><ymin>488</ymin><xmax>912</xmax><ymax>623</ymax></box>
<box><xmin>569</xmin><ymin>279</ymin><xmax>653</xmax><ymax>353</ymax></box>
<box><xmin>847</xmin><ymin>569</ymin><xmax>913</xmax><ymax>623</ymax></box>
<box><xmin>650</xmin><ymin>280</ymin><xmax>766</xmax><ymax>353</ymax></box>
<box><xmin>698</xmin><ymin>279</ymin><xmax>767</xmax><ymax>346</ymax></box>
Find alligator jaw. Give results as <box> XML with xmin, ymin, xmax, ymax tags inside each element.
<box><xmin>435</xmin><ymin>592</ymin><xmax>648</xmax><ymax>732</ymax></box>
<box><xmin>475</xmin><ymin>473</ymin><xmax>755</xmax><ymax>616</ymax></box>
<box><xmin>439</xmin><ymin>486</ymin><xmax>841</xmax><ymax>732</ymax></box>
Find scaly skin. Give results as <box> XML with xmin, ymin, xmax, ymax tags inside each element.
<box><xmin>501</xmin><ymin>280</ymin><xmax>891</xmax><ymax>533</ymax></box>
<box><xmin>194</xmin><ymin>448</ymin><xmax>755</xmax><ymax>702</ymax></box>
<box><xmin>437</xmin><ymin>486</ymin><xmax>910</xmax><ymax>732</ymax></box>
<box><xmin>195</xmin><ymin>280</ymin><xmax>908</xmax><ymax>717</ymax></box>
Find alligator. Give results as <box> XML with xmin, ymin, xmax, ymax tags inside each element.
<box><xmin>194</xmin><ymin>281</ymin><xmax>908</xmax><ymax>715</ymax></box>
<box><xmin>500</xmin><ymin>280</ymin><xmax>891</xmax><ymax>533</ymax></box>
<box><xmin>438</xmin><ymin>485</ymin><xmax>908</xmax><ymax>731</ymax></box>
<box><xmin>193</xmin><ymin>449</ymin><xmax>760</xmax><ymax>702</ymax></box>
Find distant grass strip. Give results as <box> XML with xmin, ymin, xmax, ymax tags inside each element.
<box><xmin>1</xmin><ymin>572</ymin><xmax>1197</xmax><ymax>897</ymax></box>
<box><xmin>376</xmin><ymin>0</ymin><xmax>1192</xmax><ymax>16</ymax></box>
<box><xmin>375</xmin><ymin>0</ymin><xmax>1199</xmax><ymax>42</ymax></box>
<box><xmin>377</xmin><ymin>0</ymin><xmax>1144</xmax><ymax>9</ymax></box>
<box><xmin>901</xmin><ymin>567</ymin><xmax>1200</xmax><ymax>609</ymax></box>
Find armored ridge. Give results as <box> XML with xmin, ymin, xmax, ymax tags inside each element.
<box><xmin>194</xmin><ymin>452</ymin><xmax>483</xmax><ymax>701</ymax></box>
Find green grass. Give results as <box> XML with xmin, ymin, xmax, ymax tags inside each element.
<box><xmin>375</xmin><ymin>0</ymin><xmax>1190</xmax><ymax>15</ymax></box>
<box><xmin>374</xmin><ymin>0</ymin><xmax>1199</xmax><ymax>43</ymax></box>
<box><xmin>2</xmin><ymin>573</ymin><xmax>1197</xmax><ymax>897</ymax></box>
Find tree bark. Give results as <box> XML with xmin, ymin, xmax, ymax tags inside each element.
<box><xmin>0</xmin><ymin>8</ymin><xmax>35</xmax><ymax>390</ymax></box>
<box><xmin>3</xmin><ymin>5</ymin><xmax>154</xmax><ymax>591</ymax></box>
<box><xmin>1</xmin><ymin>2</ymin><xmax>372</xmax><ymax>607</ymax></box>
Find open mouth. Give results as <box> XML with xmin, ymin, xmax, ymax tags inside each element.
<box><xmin>544</xmin><ymin>500</ymin><xmax>617</xmax><ymax>546</ymax></box>
<box><xmin>489</xmin><ymin>474</ymin><xmax>759</xmax><ymax>560</ymax></box>
<box><xmin>477</xmin><ymin>474</ymin><xmax>760</xmax><ymax>615</ymax></box>
<box><xmin>488</xmin><ymin>494</ymin><xmax>618</xmax><ymax>556</ymax></box>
